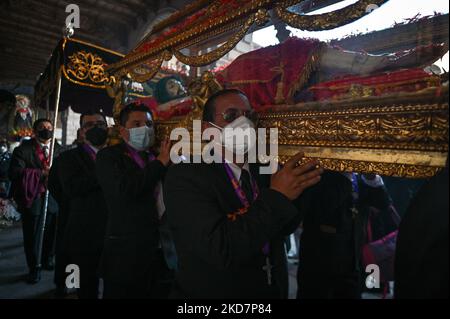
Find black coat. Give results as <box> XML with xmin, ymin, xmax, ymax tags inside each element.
<box><xmin>295</xmin><ymin>171</ymin><xmax>395</xmax><ymax>298</ymax></box>
<box><xmin>297</xmin><ymin>171</ymin><xmax>394</xmax><ymax>275</ymax></box>
<box><xmin>95</xmin><ymin>143</ymin><xmax>167</xmax><ymax>284</ymax></box>
<box><xmin>296</xmin><ymin>171</ymin><xmax>357</xmax><ymax>276</ymax></box>
<box><xmin>8</xmin><ymin>139</ymin><xmax>61</xmax><ymax>214</ymax></box>
<box><xmin>56</xmin><ymin>145</ymin><xmax>108</xmax><ymax>256</ymax></box>
<box><xmin>395</xmin><ymin>167</ymin><xmax>449</xmax><ymax>299</ymax></box>
<box><xmin>164</xmin><ymin>162</ymin><xmax>301</xmax><ymax>299</ymax></box>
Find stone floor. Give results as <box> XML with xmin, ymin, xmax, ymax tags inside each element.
<box><xmin>0</xmin><ymin>223</ymin><xmax>57</xmax><ymax>299</ymax></box>
<box><xmin>0</xmin><ymin>222</ymin><xmax>391</xmax><ymax>299</ymax></box>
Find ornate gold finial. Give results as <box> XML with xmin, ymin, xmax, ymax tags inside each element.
<box><xmin>177</xmin><ymin>71</ymin><xmax>224</xmax><ymax>128</ymax></box>
<box><xmin>105</xmin><ymin>75</ymin><xmax>127</xmax><ymax>124</ymax></box>
<box><xmin>188</xmin><ymin>71</ymin><xmax>223</xmax><ymax>111</ymax></box>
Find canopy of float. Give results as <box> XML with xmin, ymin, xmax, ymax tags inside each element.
<box><xmin>106</xmin><ymin>0</ymin><xmax>395</xmax><ymax>82</ymax></box>
<box><xmin>33</xmin><ymin>38</ymin><xmax>149</xmax><ymax>117</ymax></box>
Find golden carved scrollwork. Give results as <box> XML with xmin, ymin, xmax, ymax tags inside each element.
<box><xmin>173</xmin><ymin>9</ymin><xmax>269</xmax><ymax>67</ymax></box>
<box><xmin>104</xmin><ymin>75</ymin><xmax>126</xmax><ymax>123</ymax></box>
<box><xmin>107</xmin><ymin>0</ymin><xmax>274</xmax><ymax>73</ymax></box>
<box><xmin>275</xmin><ymin>0</ymin><xmax>389</xmax><ymax>31</ymax></box>
<box><xmin>108</xmin><ymin>0</ymin><xmax>393</xmax><ymax>77</ymax></box>
<box><xmin>64</xmin><ymin>51</ymin><xmax>111</xmax><ymax>88</ymax></box>
<box><xmin>277</xmin><ymin>155</ymin><xmax>443</xmax><ymax>179</ymax></box>
<box><xmin>175</xmin><ymin>71</ymin><xmax>224</xmax><ymax>129</ymax></box>
<box><xmin>259</xmin><ymin>91</ymin><xmax>449</xmax><ymax>152</ymax></box>
<box><xmin>126</xmin><ymin>50</ymin><xmax>172</xmax><ymax>83</ymax></box>
<box><xmin>153</xmin><ymin>89</ymin><xmax>448</xmax><ymax>178</ymax></box>
<box><xmin>188</xmin><ymin>71</ymin><xmax>224</xmax><ymax>109</ymax></box>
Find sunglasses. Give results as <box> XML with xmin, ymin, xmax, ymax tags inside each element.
<box><xmin>216</xmin><ymin>108</ymin><xmax>259</xmax><ymax>124</ymax></box>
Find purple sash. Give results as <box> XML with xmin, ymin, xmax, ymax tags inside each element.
<box><xmin>125</xmin><ymin>143</ymin><xmax>156</xmax><ymax>169</ymax></box>
<box><xmin>82</xmin><ymin>144</ymin><xmax>97</xmax><ymax>162</ymax></box>
<box><xmin>223</xmin><ymin>163</ymin><xmax>270</xmax><ymax>258</ymax></box>
<box><xmin>19</xmin><ymin>168</ymin><xmax>42</xmax><ymax>208</ymax></box>
<box><xmin>223</xmin><ymin>163</ymin><xmax>259</xmax><ymax>208</ymax></box>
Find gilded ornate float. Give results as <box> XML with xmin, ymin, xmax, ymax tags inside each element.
<box><xmin>106</xmin><ymin>0</ymin><xmax>449</xmax><ymax>178</ymax></box>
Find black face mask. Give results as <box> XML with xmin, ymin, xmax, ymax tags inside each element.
<box><xmin>37</xmin><ymin>129</ymin><xmax>53</xmax><ymax>141</ymax></box>
<box><xmin>85</xmin><ymin>127</ymin><xmax>108</xmax><ymax>147</ymax></box>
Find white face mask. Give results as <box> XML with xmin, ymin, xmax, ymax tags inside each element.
<box><xmin>127</xmin><ymin>126</ymin><xmax>155</xmax><ymax>151</ymax></box>
<box><xmin>210</xmin><ymin>115</ymin><xmax>256</xmax><ymax>155</ymax></box>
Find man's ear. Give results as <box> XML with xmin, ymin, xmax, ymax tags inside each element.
<box><xmin>118</xmin><ymin>126</ymin><xmax>128</xmax><ymax>140</ymax></box>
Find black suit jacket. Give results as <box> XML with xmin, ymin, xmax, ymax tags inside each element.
<box><xmin>296</xmin><ymin>171</ymin><xmax>356</xmax><ymax>277</ymax></box>
<box><xmin>56</xmin><ymin>145</ymin><xmax>108</xmax><ymax>256</ymax></box>
<box><xmin>395</xmin><ymin>167</ymin><xmax>449</xmax><ymax>299</ymax></box>
<box><xmin>96</xmin><ymin>143</ymin><xmax>167</xmax><ymax>284</ymax></box>
<box><xmin>296</xmin><ymin>171</ymin><xmax>394</xmax><ymax>277</ymax></box>
<box><xmin>8</xmin><ymin>139</ymin><xmax>61</xmax><ymax>214</ymax></box>
<box><xmin>164</xmin><ymin>162</ymin><xmax>301</xmax><ymax>299</ymax></box>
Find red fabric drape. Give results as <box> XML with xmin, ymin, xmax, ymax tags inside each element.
<box><xmin>216</xmin><ymin>37</ymin><xmax>322</xmax><ymax>110</ymax></box>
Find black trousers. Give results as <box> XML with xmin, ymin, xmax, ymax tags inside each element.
<box><xmin>54</xmin><ymin>208</ymin><xmax>70</xmax><ymax>290</ymax></box>
<box><xmin>103</xmin><ymin>249</ymin><xmax>174</xmax><ymax>299</ymax></box>
<box><xmin>21</xmin><ymin>210</ymin><xmax>56</xmax><ymax>270</ymax></box>
<box><xmin>69</xmin><ymin>251</ymin><xmax>102</xmax><ymax>299</ymax></box>
<box><xmin>297</xmin><ymin>270</ymin><xmax>361</xmax><ymax>299</ymax></box>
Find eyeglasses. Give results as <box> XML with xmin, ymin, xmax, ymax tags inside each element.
<box><xmin>216</xmin><ymin>108</ymin><xmax>259</xmax><ymax>124</ymax></box>
<box><xmin>82</xmin><ymin>121</ymin><xmax>107</xmax><ymax>129</ymax></box>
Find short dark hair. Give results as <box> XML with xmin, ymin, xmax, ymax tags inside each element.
<box><xmin>202</xmin><ymin>89</ymin><xmax>248</xmax><ymax>122</ymax></box>
<box><xmin>119</xmin><ymin>103</ymin><xmax>152</xmax><ymax>127</ymax></box>
<box><xmin>33</xmin><ymin>118</ymin><xmax>53</xmax><ymax>131</ymax></box>
<box><xmin>79</xmin><ymin>111</ymin><xmax>107</xmax><ymax>127</ymax></box>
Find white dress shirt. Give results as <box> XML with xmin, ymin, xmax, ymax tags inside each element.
<box><xmin>227</xmin><ymin>161</ymin><xmax>251</xmax><ymax>186</ymax></box>
<box><xmin>39</xmin><ymin>143</ymin><xmax>50</xmax><ymax>158</ymax></box>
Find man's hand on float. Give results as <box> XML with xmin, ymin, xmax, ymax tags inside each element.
<box><xmin>270</xmin><ymin>152</ymin><xmax>323</xmax><ymax>200</ymax></box>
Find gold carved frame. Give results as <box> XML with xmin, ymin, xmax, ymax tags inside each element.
<box><xmin>108</xmin><ymin>0</ymin><xmax>449</xmax><ymax>178</ymax></box>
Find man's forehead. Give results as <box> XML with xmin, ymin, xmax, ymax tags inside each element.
<box><xmin>38</xmin><ymin>121</ymin><xmax>52</xmax><ymax>128</ymax></box>
<box><xmin>216</xmin><ymin>93</ymin><xmax>250</xmax><ymax>109</ymax></box>
<box><xmin>129</xmin><ymin>111</ymin><xmax>152</xmax><ymax>121</ymax></box>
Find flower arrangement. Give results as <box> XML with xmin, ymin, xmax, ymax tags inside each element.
<box><xmin>0</xmin><ymin>198</ymin><xmax>20</xmax><ymax>228</ymax></box>
<box><xmin>10</xmin><ymin>128</ymin><xmax>33</xmax><ymax>139</ymax></box>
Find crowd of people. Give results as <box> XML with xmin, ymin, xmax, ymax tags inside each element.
<box><xmin>3</xmin><ymin>89</ymin><xmax>448</xmax><ymax>299</ymax></box>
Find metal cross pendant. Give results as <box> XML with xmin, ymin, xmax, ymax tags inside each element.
<box><xmin>262</xmin><ymin>256</ymin><xmax>273</xmax><ymax>286</ymax></box>
<box><xmin>351</xmin><ymin>207</ymin><xmax>359</xmax><ymax>219</ymax></box>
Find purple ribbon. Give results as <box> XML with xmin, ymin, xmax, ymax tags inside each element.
<box><xmin>82</xmin><ymin>144</ymin><xmax>97</xmax><ymax>162</ymax></box>
<box><xmin>125</xmin><ymin>143</ymin><xmax>156</xmax><ymax>169</ymax></box>
<box><xmin>223</xmin><ymin>163</ymin><xmax>270</xmax><ymax>257</ymax></box>
<box><xmin>223</xmin><ymin>163</ymin><xmax>259</xmax><ymax>207</ymax></box>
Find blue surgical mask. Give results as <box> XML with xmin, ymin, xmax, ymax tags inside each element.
<box><xmin>127</xmin><ymin>126</ymin><xmax>155</xmax><ymax>151</ymax></box>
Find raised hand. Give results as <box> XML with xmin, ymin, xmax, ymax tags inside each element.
<box><xmin>157</xmin><ymin>137</ymin><xmax>172</xmax><ymax>167</ymax></box>
<box><xmin>270</xmin><ymin>152</ymin><xmax>323</xmax><ymax>200</ymax></box>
